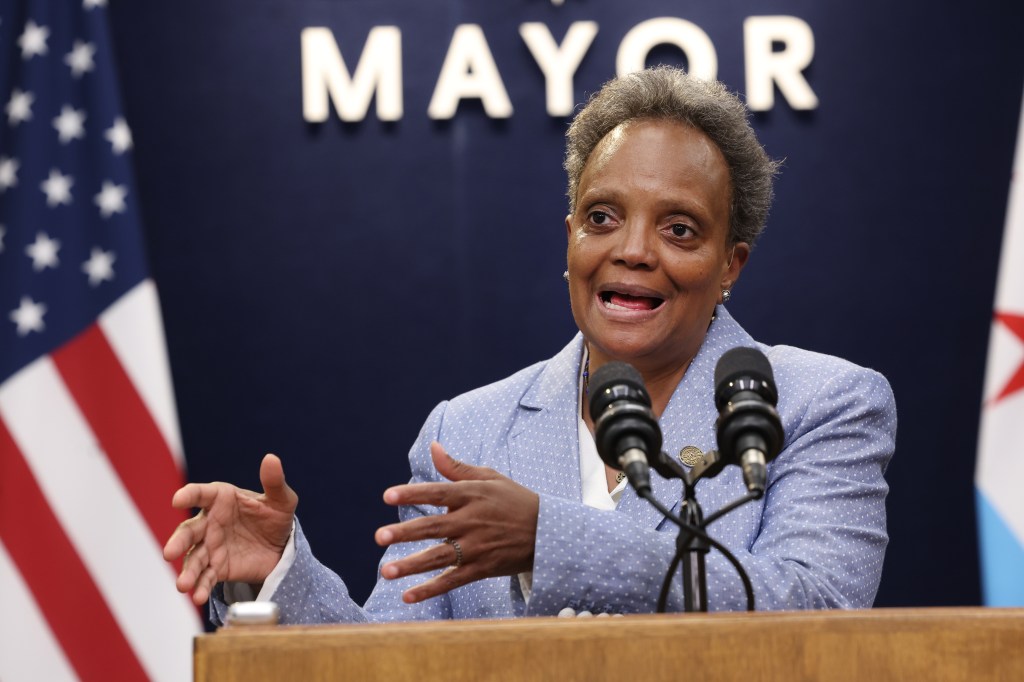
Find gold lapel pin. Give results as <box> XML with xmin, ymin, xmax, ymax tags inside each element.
<box><xmin>678</xmin><ymin>445</ymin><xmax>704</xmax><ymax>467</ymax></box>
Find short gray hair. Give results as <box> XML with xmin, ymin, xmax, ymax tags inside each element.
<box><xmin>565</xmin><ymin>67</ymin><xmax>780</xmax><ymax>246</ymax></box>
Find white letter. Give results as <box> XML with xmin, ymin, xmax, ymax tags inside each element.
<box><xmin>616</xmin><ymin>17</ymin><xmax>717</xmax><ymax>81</ymax></box>
<box><xmin>744</xmin><ymin>16</ymin><xmax>818</xmax><ymax>111</ymax></box>
<box><xmin>520</xmin><ymin>21</ymin><xmax>599</xmax><ymax>117</ymax></box>
<box><xmin>428</xmin><ymin>24</ymin><xmax>513</xmax><ymax>119</ymax></box>
<box><xmin>301</xmin><ymin>26</ymin><xmax>402</xmax><ymax>122</ymax></box>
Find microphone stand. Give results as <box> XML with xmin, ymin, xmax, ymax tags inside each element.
<box><xmin>678</xmin><ymin>486</ymin><xmax>708</xmax><ymax>612</ymax></box>
<box><xmin>652</xmin><ymin>449</ymin><xmax>757</xmax><ymax>613</ymax></box>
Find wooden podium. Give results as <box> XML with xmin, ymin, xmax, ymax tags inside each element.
<box><xmin>194</xmin><ymin>607</ymin><xmax>1024</xmax><ymax>681</ymax></box>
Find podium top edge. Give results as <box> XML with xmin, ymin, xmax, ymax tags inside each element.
<box><xmin>207</xmin><ymin>606</ymin><xmax>1024</xmax><ymax>639</ymax></box>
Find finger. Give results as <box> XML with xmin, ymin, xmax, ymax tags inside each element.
<box><xmin>259</xmin><ymin>453</ymin><xmax>298</xmax><ymax>507</ymax></box>
<box><xmin>430</xmin><ymin>442</ymin><xmax>501</xmax><ymax>483</ymax></box>
<box><xmin>380</xmin><ymin>542</ymin><xmax>459</xmax><ymax>580</ymax></box>
<box><xmin>171</xmin><ymin>482</ymin><xmax>223</xmax><ymax>511</ymax></box>
<box><xmin>381</xmin><ymin>481</ymin><xmax>462</xmax><ymax>508</ymax></box>
<box><xmin>402</xmin><ymin>567</ymin><xmax>474</xmax><ymax>604</ymax></box>
<box><xmin>163</xmin><ymin>513</ymin><xmax>208</xmax><ymax>561</ymax></box>
<box><xmin>175</xmin><ymin>541</ymin><xmax>209</xmax><ymax>593</ymax></box>
<box><xmin>185</xmin><ymin>542</ymin><xmax>210</xmax><ymax>578</ymax></box>
<box><xmin>375</xmin><ymin>512</ymin><xmax>452</xmax><ymax>546</ymax></box>
<box><xmin>192</xmin><ymin>565</ymin><xmax>219</xmax><ymax>606</ymax></box>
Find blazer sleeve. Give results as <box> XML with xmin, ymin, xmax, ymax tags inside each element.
<box><xmin>708</xmin><ymin>363</ymin><xmax>896</xmax><ymax>610</ymax></box>
<box><xmin>526</xmin><ymin>363</ymin><xmax>896</xmax><ymax>614</ymax></box>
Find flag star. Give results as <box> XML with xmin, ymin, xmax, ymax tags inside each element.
<box><xmin>0</xmin><ymin>156</ymin><xmax>18</xmax><ymax>191</ymax></box>
<box><xmin>105</xmin><ymin>117</ymin><xmax>133</xmax><ymax>154</ymax></box>
<box><xmin>94</xmin><ymin>180</ymin><xmax>127</xmax><ymax>218</ymax></box>
<box><xmin>64</xmin><ymin>40</ymin><xmax>96</xmax><ymax>78</ymax></box>
<box><xmin>991</xmin><ymin>312</ymin><xmax>1024</xmax><ymax>404</ymax></box>
<box><xmin>18</xmin><ymin>20</ymin><xmax>49</xmax><ymax>59</ymax></box>
<box><xmin>10</xmin><ymin>296</ymin><xmax>47</xmax><ymax>336</ymax></box>
<box><xmin>41</xmin><ymin>169</ymin><xmax>73</xmax><ymax>206</ymax></box>
<box><xmin>82</xmin><ymin>247</ymin><xmax>116</xmax><ymax>286</ymax></box>
<box><xmin>53</xmin><ymin>105</ymin><xmax>86</xmax><ymax>143</ymax></box>
<box><xmin>5</xmin><ymin>88</ymin><xmax>34</xmax><ymax>126</ymax></box>
<box><xmin>83</xmin><ymin>0</ymin><xmax>108</xmax><ymax>8</ymax></box>
<box><xmin>25</xmin><ymin>232</ymin><xmax>61</xmax><ymax>271</ymax></box>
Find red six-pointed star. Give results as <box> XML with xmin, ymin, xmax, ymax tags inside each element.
<box><xmin>992</xmin><ymin>311</ymin><xmax>1024</xmax><ymax>404</ymax></box>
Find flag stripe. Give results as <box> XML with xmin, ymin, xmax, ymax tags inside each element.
<box><xmin>991</xmin><ymin>90</ymin><xmax>1024</xmax><ymax>312</ymax></box>
<box><xmin>976</xmin><ymin>389</ymin><xmax>1024</xmax><ymax>542</ymax></box>
<box><xmin>0</xmin><ymin>541</ymin><xmax>81</xmax><ymax>682</ymax></box>
<box><xmin>52</xmin><ymin>321</ymin><xmax>187</xmax><ymax>554</ymax></box>
<box><xmin>977</xmin><ymin>491</ymin><xmax>1024</xmax><ymax>606</ymax></box>
<box><xmin>0</xmin><ymin>419</ymin><xmax>148</xmax><ymax>682</ymax></box>
<box><xmin>0</xmin><ymin>356</ymin><xmax>200</xmax><ymax>682</ymax></box>
<box><xmin>99</xmin><ymin>281</ymin><xmax>185</xmax><ymax>464</ymax></box>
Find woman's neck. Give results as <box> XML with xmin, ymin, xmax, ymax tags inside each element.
<box><xmin>584</xmin><ymin>345</ymin><xmax>694</xmax><ymax>421</ymax></box>
<box><xmin>635</xmin><ymin>360</ymin><xmax>693</xmax><ymax>417</ymax></box>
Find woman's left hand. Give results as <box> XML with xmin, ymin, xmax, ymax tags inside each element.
<box><xmin>374</xmin><ymin>441</ymin><xmax>539</xmax><ymax>604</ymax></box>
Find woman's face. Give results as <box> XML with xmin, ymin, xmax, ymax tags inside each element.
<box><xmin>566</xmin><ymin>118</ymin><xmax>749</xmax><ymax>374</ymax></box>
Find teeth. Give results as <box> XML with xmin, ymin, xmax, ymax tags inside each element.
<box><xmin>605</xmin><ymin>301</ymin><xmax>631</xmax><ymax>311</ymax></box>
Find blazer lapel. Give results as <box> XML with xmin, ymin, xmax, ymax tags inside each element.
<box><xmin>507</xmin><ymin>336</ymin><xmax>585</xmax><ymax>501</ymax></box>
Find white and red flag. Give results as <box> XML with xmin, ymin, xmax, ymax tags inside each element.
<box><xmin>976</xmin><ymin>88</ymin><xmax>1024</xmax><ymax>606</ymax></box>
<box><xmin>0</xmin><ymin>1</ymin><xmax>202</xmax><ymax>680</ymax></box>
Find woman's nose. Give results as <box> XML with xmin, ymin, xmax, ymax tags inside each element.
<box><xmin>611</xmin><ymin>219</ymin><xmax>658</xmax><ymax>269</ymax></box>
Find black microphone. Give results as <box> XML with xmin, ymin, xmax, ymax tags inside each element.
<box><xmin>714</xmin><ymin>347</ymin><xmax>784</xmax><ymax>494</ymax></box>
<box><xmin>588</xmin><ymin>361</ymin><xmax>663</xmax><ymax>495</ymax></box>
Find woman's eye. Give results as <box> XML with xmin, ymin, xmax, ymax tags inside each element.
<box><xmin>670</xmin><ymin>223</ymin><xmax>693</xmax><ymax>238</ymax></box>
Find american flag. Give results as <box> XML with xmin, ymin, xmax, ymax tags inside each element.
<box><xmin>0</xmin><ymin>1</ymin><xmax>202</xmax><ymax>680</ymax></box>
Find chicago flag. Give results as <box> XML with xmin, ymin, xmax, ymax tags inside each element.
<box><xmin>975</xmin><ymin>89</ymin><xmax>1024</xmax><ymax>607</ymax></box>
<box><xmin>0</xmin><ymin>1</ymin><xmax>201</xmax><ymax>680</ymax></box>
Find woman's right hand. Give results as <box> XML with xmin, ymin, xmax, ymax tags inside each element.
<box><xmin>163</xmin><ymin>453</ymin><xmax>298</xmax><ymax>606</ymax></box>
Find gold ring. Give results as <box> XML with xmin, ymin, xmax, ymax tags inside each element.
<box><xmin>444</xmin><ymin>538</ymin><xmax>463</xmax><ymax>568</ymax></box>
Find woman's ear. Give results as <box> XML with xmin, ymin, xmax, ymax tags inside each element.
<box><xmin>722</xmin><ymin>241</ymin><xmax>751</xmax><ymax>291</ymax></box>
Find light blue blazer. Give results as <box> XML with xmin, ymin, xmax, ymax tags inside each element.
<box><xmin>212</xmin><ymin>307</ymin><xmax>896</xmax><ymax>624</ymax></box>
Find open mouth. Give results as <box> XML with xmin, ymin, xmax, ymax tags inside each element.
<box><xmin>600</xmin><ymin>290</ymin><xmax>665</xmax><ymax>311</ymax></box>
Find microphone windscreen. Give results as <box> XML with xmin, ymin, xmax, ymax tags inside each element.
<box><xmin>714</xmin><ymin>347</ymin><xmax>778</xmax><ymax>409</ymax></box>
<box><xmin>588</xmin><ymin>361</ymin><xmax>647</xmax><ymax>421</ymax></box>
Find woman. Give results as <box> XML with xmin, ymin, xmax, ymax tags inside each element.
<box><xmin>164</xmin><ymin>67</ymin><xmax>896</xmax><ymax>622</ymax></box>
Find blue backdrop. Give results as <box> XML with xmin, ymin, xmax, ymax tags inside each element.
<box><xmin>107</xmin><ymin>1</ymin><xmax>1024</xmax><ymax>613</ymax></box>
